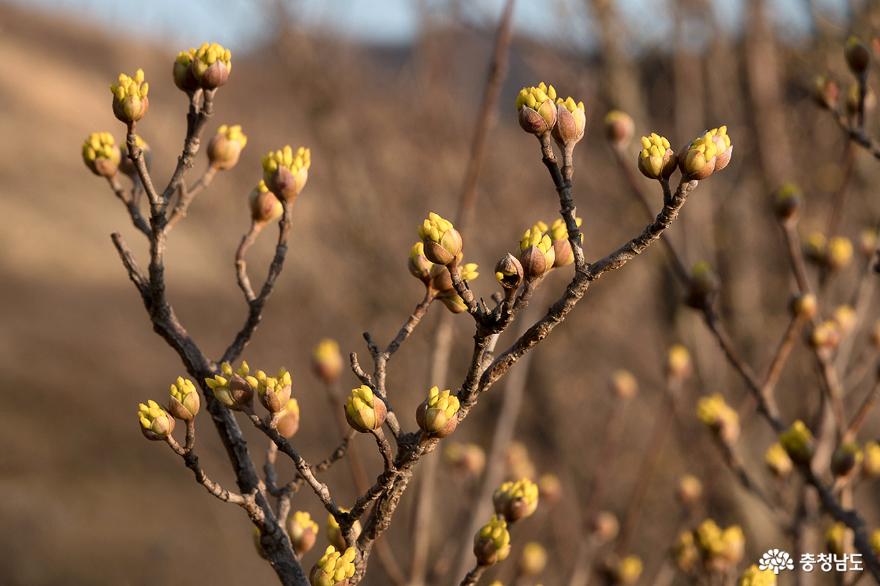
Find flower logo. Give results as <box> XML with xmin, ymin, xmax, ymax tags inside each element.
<box><xmin>759</xmin><ymin>549</ymin><xmax>794</xmax><ymax>575</ymax></box>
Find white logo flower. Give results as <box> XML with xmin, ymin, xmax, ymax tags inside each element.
<box><xmin>759</xmin><ymin>549</ymin><xmax>794</xmax><ymax>575</ymax></box>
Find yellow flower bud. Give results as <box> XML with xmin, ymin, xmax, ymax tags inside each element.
<box><xmin>680</xmin><ymin>126</ymin><xmax>733</xmax><ymax>180</ymax></box>
<box><xmin>276</xmin><ymin>398</ymin><xmax>301</xmax><ymax>438</ymax></box>
<box><xmin>256</xmin><ymin>368</ymin><xmax>293</xmax><ymax>413</ymax></box>
<box><xmin>418</xmin><ymin>212</ymin><xmax>463</xmax><ymax>266</ymax></box>
<box><xmin>408</xmin><ymin>242</ymin><xmax>434</xmax><ymax>285</ymax></box>
<box><xmin>515</xmin><ymin>82</ymin><xmax>558</xmax><ymax>136</ymax></box>
<box><xmin>204</xmin><ymin>361</ymin><xmax>256</xmax><ymax>411</ymax></box>
<box><xmin>537</xmin><ymin>473</ymin><xmax>562</xmax><ymax>505</ymax></box>
<box><xmin>827</xmin><ymin>236</ymin><xmax>853</xmax><ymax>270</ymax></box>
<box><xmin>82</xmin><ymin>132</ymin><xmax>121</xmax><ymax>178</ymax></box>
<box><xmin>313</xmin><ymin>339</ymin><xmax>344</xmax><ymax>385</ymax></box>
<box><xmin>604</xmin><ymin>110</ymin><xmax>634</xmax><ymax>149</ymax></box>
<box><xmin>810</xmin><ymin>320</ymin><xmax>841</xmax><ymax>351</ymax></box>
<box><xmin>495</xmin><ymin>253</ymin><xmax>524</xmax><ymax>291</ymax></box>
<box><xmin>548</xmin><ymin>217</ymin><xmax>583</xmax><ymax>268</ymax></box>
<box><xmin>249</xmin><ymin>180</ymin><xmax>284</xmax><ymax>225</ymax></box>
<box><xmin>309</xmin><ymin>545</ymin><xmax>356</xmax><ymax>586</ymax></box>
<box><xmin>262</xmin><ymin>145</ymin><xmax>311</xmax><ymax>202</ymax></box>
<box><xmin>591</xmin><ymin>511</ymin><xmax>619</xmax><ymax>543</ymax></box>
<box><xmin>764</xmin><ymin>442</ymin><xmax>793</xmax><ymax>478</ymax></box>
<box><xmin>192</xmin><ymin>42</ymin><xmax>232</xmax><ymax>89</ymax></box>
<box><xmin>673</xmin><ymin>531</ymin><xmax>699</xmax><ymax>573</ymax></box>
<box><xmin>676</xmin><ymin>474</ymin><xmax>703</xmax><ymax>506</ymax></box>
<box><xmin>804</xmin><ymin>231</ymin><xmax>827</xmax><ymax>265</ymax></box>
<box><xmin>110</xmin><ymin>69</ymin><xmax>149</xmax><ymax>123</ymax></box>
<box><xmin>437</xmin><ymin>291</ymin><xmax>469</xmax><ymax>314</ymax></box>
<box><xmin>863</xmin><ymin>441</ymin><xmax>880</xmax><ymax>477</ymax></box>
<box><xmin>344</xmin><ymin>385</ymin><xmax>387</xmax><ymax>433</ymax></box>
<box><xmin>610</xmin><ymin>369</ymin><xmax>638</xmax><ymax>399</ymax></box>
<box><xmin>667</xmin><ymin>344</ymin><xmax>692</xmax><ymax>380</ymax></box>
<box><xmin>638</xmin><ymin>132</ymin><xmax>676</xmax><ymax>179</ymax></box>
<box><xmin>208</xmin><ymin>124</ymin><xmax>247</xmax><ymax>171</ymax></box>
<box><xmin>833</xmin><ymin>305</ymin><xmax>857</xmax><ymax>335</ymax></box>
<box><xmin>613</xmin><ymin>555</ymin><xmax>643</xmax><ymax>585</ymax></box>
<box><xmin>790</xmin><ymin>293</ymin><xmax>818</xmax><ymax>320</ymax></box>
<box><xmin>831</xmin><ymin>441</ymin><xmax>863</xmax><ymax>478</ymax></box>
<box><xmin>773</xmin><ymin>182</ymin><xmax>802</xmax><ymax>221</ymax></box>
<box><xmin>416</xmin><ymin>386</ymin><xmax>460</xmax><ymax>437</ymax></box>
<box><xmin>444</xmin><ymin>442</ymin><xmax>486</xmax><ymax>477</ymax></box>
<box><xmin>473</xmin><ymin>515</ymin><xmax>511</xmax><ymax>566</ymax></box>
<box><xmin>697</xmin><ymin>394</ymin><xmax>740</xmax><ymax>445</ymax></box>
<box><xmin>695</xmin><ymin>519</ymin><xmax>745</xmax><ymax>571</ymax></box>
<box><xmin>326</xmin><ymin>511</ymin><xmax>361</xmax><ymax>551</ymax></box>
<box><xmin>779</xmin><ymin>420</ymin><xmax>814</xmax><ymax>464</ymax></box>
<box><xmin>825</xmin><ymin>522</ymin><xmax>847</xmax><ymax>555</ymax></box>
<box><xmin>287</xmin><ymin>511</ymin><xmax>319</xmax><ymax>557</ymax></box>
<box><xmin>738</xmin><ymin>564</ymin><xmax>777</xmax><ymax>586</ymax></box>
<box><xmin>871</xmin><ymin>529</ymin><xmax>880</xmax><ymax>556</ymax></box>
<box><xmin>845</xmin><ymin>36</ymin><xmax>871</xmax><ymax>75</ymax></box>
<box><xmin>552</xmin><ymin>95</ymin><xmax>587</xmax><ymax>148</ymax></box>
<box><xmin>493</xmin><ymin>478</ymin><xmax>539</xmax><ymax>522</ymax></box>
<box><xmin>137</xmin><ymin>399</ymin><xmax>175</xmax><ymax>440</ymax></box>
<box><xmin>168</xmin><ymin>376</ymin><xmax>200</xmax><ymax>421</ymax></box>
<box><xmin>172</xmin><ymin>48</ymin><xmax>199</xmax><ymax>92</ymax></box>
<box><xmin>519</xmin><ymin>542</ymin><xmax>547</xmax><ymax>576</ymax></box>
<box><xmin>519</xmin><ymin>223</ymin><xmax>555</xmax><ymax>278</ymax></box>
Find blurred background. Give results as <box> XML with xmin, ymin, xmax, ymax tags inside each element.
<box><xmin>1</xmin><ymin>0</ymin><xmax>879</xmax><ymax>584</ymax></box>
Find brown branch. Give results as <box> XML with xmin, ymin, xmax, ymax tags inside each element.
<box><xmin>166</xmin><ymin>165</ymin><xmax>218</xmax><ymax>230</ymax></box>
<box><xmin>843</xmin><ymin>371</ymin><xmax>880</xmax><ymax>442</ymax></box>
<box><xmin>107</xmin><ymin>175</ymin><xmax>151</xmax><ymax>236</ymax></box>
<box><xmin>460</xmin><ymin>564</ymin><xmax>487</xmax><ymax>586</ymax></box>
<box><xmin>235</xmin><ymin>221</ymin><xmax>262</xmax><ymax>303</ymax></box>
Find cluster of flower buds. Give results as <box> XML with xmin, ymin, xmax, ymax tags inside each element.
<box><xmin>845</xmin><ymin>36</ymin><xmax>871</xmax><ymax>76</ymax></box>
<box><xmin>137</xmin><ymin>399</ymin><xmax>175</xmax><ymax>440</ymax></box>
<box><xmin>696</xmin><ymin>394</ymin><xmax>740</xmax><ymax>445</ymax></box>
<box><xmin>495</xmin><ymin>253</ymin><xmax>524</xmax><ymax>292</ymax></box>
<box><xmin>680</xmin><ymin>127</ymin><xmax>733</xmax><ymax>181</ymax></box>
<box><xmin>208</xmin><ymin>124</ymin><xmax>247</xmax><ymax>171</ymax></box>
<box><xmin>860</xmin><ymin>228</ymin><xmax>878</xmax><ymax>256</ymax></box>
<box><xmin>552</xmin><ymin>95</ymin><xmax>587</xmax><ymax>151</ymax></box>
<box><xmin>505</xmin><ymin>441</ymin><xmax>537</xmax><ymax>480</ymax></box>
<box><xmin>418</xmin><ymin>212</ymin><xmax>463</xmax><ymax>266</ymax></box>
<box><xmin>262</xmin><ymin>145</ymin><xmax>311</xmax><ymax>202</ymax></box>
<box><xmin>309</xmin><ymin>546</ymin><xmax>356</xmax><ymax>586</ymax></box>
<box><xmin>638</xmin><ymin>133</ymin><xmax>676</xmax><ymax>180</ymax></box>
<box><xmin>110</xmin><ymin>69</ymin><xmax>149</xmax><ymax>123</ymax></box>
<box><xmin>673</xmin><ymin>530</ymin><xmax>699</xmax><ymax>573</ymax></box>
<box><xmin>255</xmin><ymin>368</ymin><xmax>293</xmax><ymax>414</ymax></box>
<box><xmin>493</xmin><ymin>478</ymin><xmax>539</xmax><ymax>522</ymax></box>
<box><xmin>519</xmin><ymin>222</ymin><xmax>556</xmax><ymax>279</ymax></box>
<box><xmin>276</xmin><ymin>398</ymin><xmax>301</xmax><ymax>438</ymax></box>
<box><xmin>249</xmin><ymin>180</ymin><xmax>284</xmax><ymax>225</ymax></box>
<box><xmin>600</xmin><ymin>555</ymin><xmax>643</xmax><ymax>585</ymax></box>
<box><xmin>344</xmin><ymin>385</ymin><xmax>387</xmax><ymax>433</ymax></box>
<box><xmin>82</xmin><ymin>132</ymin><xmax>121</xmax><ymax>178</ymax></box>
<box><xmin>443</xmin><ymin>442</ymin><xmax>486</xmax><ymax>477</ymax></box>
<box><xmin>416</xmin><ymin>386</ymin><xmax>460</xmax><ymax>437</ymax></box>
<box><xmin>518</xmin><ymin>542</ymin><xmax>548</xmax><ymax>576</ymax></box>
<box><xmin>804</xmin><ymin>232</ymin><xmax>853</xmax><ymax>271</ymax></box>
<box><xmin>172</xmin><ymin>43</ymin><xmax>232</xmax><ymax>91</ymax></box>
<box><xmin>790</xmin><ymin>292</ymin><xmax>818</xmax><ymax>320</ymax></box>
<box><xmin>603</xmin><ymin>110</ymin><xmax>635</xmax><ymax>149</ymax></box>
<box><xmin>287</xmin><ymin>511</ymin><xmax>319</xmax><ymax>556</ymax></box>
<box><xmin>738</xmin><ymin>564</ymin><xmax>777</xmax><ymax>586</ymax></box>
<box><xmin>327</xmin><ymin>510</ymin><xmax>361</xmax><ymax>551</ymax></box>
<box><xmin>205</xmin><ymin>361</ymin><xmax>257</xmax><ymax>411</ymax></box>
<box><xmin>772</xmin><ymin>183</ymin><xmax>802</xmax><ymax>222</ymax></box>
<box><xmin>694</xmin><ymin>519</ymin><xmax>745</xmax><ymax>572</ymax></box>
<box><xmin>473</xmin><ymin>515</ymin><xmax>511</xmax><ymax>566</ymax></box>
<box><xmin>779</xmin><ymin>420</ymin><xmax>814</xmax><ymax>464</ymax></box>
<box><xmin>313</xmin><ymin>338</ymin><xmax>343</xmax><ymax>385</ymax></box>
<box><xmin>168</xmin><ymin>376</ymin><xmax>200</xmax><ymax>421</ymax></box>
<box><xmin>810</xmin><ymin>320</ymin><xmax>841</xmax><ymax>352</ymax></box>
<box><xmin>764</xmin><ymin>442</ymin><xmax>793</xmax><ymax>478</ymax></box>
<box><xmin>515</xmin><ymin>82</ymin><xmax>558</xmax><ymax>137</ymax></box>
<box><xmin>549</xmin><ymin>217</ymin><xmax>583</xmax><ymax>268</ymax></box>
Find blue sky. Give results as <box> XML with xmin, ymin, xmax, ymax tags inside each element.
<box><xmin>15</xmin><ymin>0</ymin><xmax>846</xmax><ymax>50</ymax></box>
